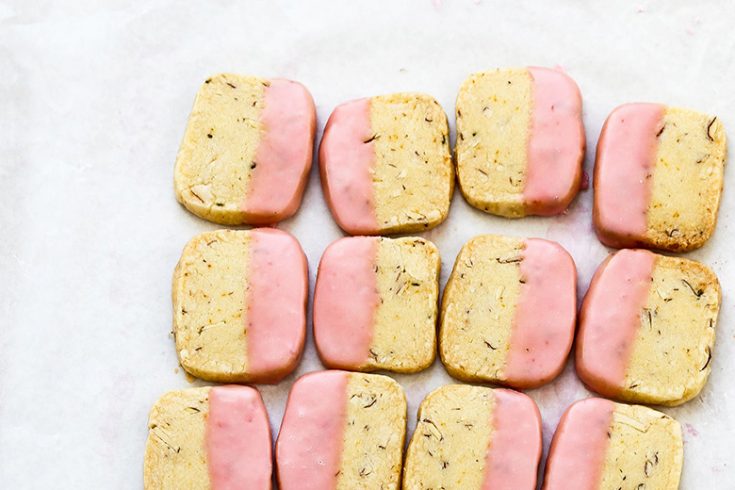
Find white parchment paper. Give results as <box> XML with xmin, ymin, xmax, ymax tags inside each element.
<box><xmin>1</xmin><ymin>1</ymin><xmax>733</xmax><ymax>487</ymax></box>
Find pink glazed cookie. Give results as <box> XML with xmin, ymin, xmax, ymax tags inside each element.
<box><xmin>543</xmin><ymin>398</ymin><xmax>682</xmax><ymax>490</ymax></box>
<box><xmin>276</xmin><ymin>370</ymin><xmax>407</xmax><ymax>490</ymax></box>
<box><xmin>403</xmin><ymin>385</ymin><xmax>542</xmax><ymax>490</ymax></box>
<box><xmin>313</xmin><ymin>236</ymin><xmax>440</xmax><ymax>373</ymax></box>
<box><xmin>319</xmin><ymin>93</ymin><xmax>453</xmax><ymax>235</ymax></box>
<box><xmin>576</xmin><ymin>249</ymin><xmax>720</xmax><ymax>406</ymax></box>
<box><xmin>174</xmin><ymin>73</ymin><xmax>316</xmax><ymax>225</ymax></box>
<box><xmin>144</xmin><ymin>385</ymin><xmax>272</xmax><ymax>490</ymax></box>
<box><xmin>440</xmin><ymin>235</ymin><xmax>577</xmax><ymax>389</ymax></box>
<box><xmin>172</xmin><ymin>228</ymin><xmax>308</xmax><ymax>383</ymax></box>
<box><xmin>593</xmin><ymin>103</ymin><xmax>726</xmax><ymax>251</ymax></box>
<box><xmin>455</xmin><ymin>67</ymin><xmax>585</xmax><ymax>217</ymax></box>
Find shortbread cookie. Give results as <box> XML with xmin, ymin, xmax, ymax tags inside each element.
<box><xmin>144</xmin><ymin>386</ymin><xmax>272</xmax><ymax>490</ymax></box>
<box><xmin>594</xmin><ymin>103</ymin><xmax>727</xmax><ymax>252</ymax></box>
<box><xmin>576</xmin><ymin>249</ymin><xmax>720</xmax><ymax>406</ymax></box>
<box><xmin>440</xmin><ymin>235</ymin><xmax>577</xmax><ymax>388</ymax></box>
<box><xmin>455</xmin><ymin>67</ymin><xmax>585</xmax><ymax>218</ymax></box>
<box><xmin>543</xmin><ymin>398</ymin><xmax>683</xmax><ymax>490</ymax></box>
<box><xmin>403</xmin><ymin>385</ymin><xmax>542</xmax><ymax>490</ymax></box>
<box><xmin>174</xmin><ymin>73</ymin><xmax>316</xmax><ymax>225</ymax></box>
<box><xmin>314</xmin><ymin>236</ymin><xmax>440</xmax><ymax>373</ymax></box>
<box><xmin>319</xmin><ymin>93</ymin><xmax>453</xmax><ymax>235</ymax></box>
<box><xmin>276</xmin><ymin>370</ymin><xmax>406</xmax><ymax>490</ymax></box>
<box><xmin>172</xmin><ymin>228</ymin><xmax>308</xmax><ymax>383</ymax></box>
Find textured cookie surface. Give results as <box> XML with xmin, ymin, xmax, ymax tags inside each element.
<box><xmin>577</xmin><ymin>249</ymin><xmax>720</xmax><ymax>406</ymax></box>
<box><xmin>543</xmin><ymin>398</ymin><xmax>682</xmax><ymax>490</ymax></box>
<box><xmin>455</xmin><ymin>67</ymin><xmax>584</xmax><ymax>217</ymax></box>
<box><xmin>143</xmin><ymin>386</ymin><xmax>272</xmax><ymax>490</ymax></box>
<box><xmin>174</xmin><ymin>73</ymin><xmax>315</xmax><ymax>225</ymax></box>
<box><xmin>172</xmin><ymin>228</ymin><xmax>307</xmax><ymax>383</ymax></box>
<box><xmin>403</xmin><ymin>385</ymin><xmax>541</xmax><ymax>490</ymax></box>
<box><xmin>594</xmin><ymin>103</ymin><xmax>727</xmax><ymax>251</ymax></box>
<box><xmin>319</xmin><ymin>93</ymin><xmax>453</xmax><ymax>234</ymax></box>
<box><xmin>276</xmin><ymin>370</ymin><xmax>407</xmax><ymax>490</ymax></box>
<box><xmin>314</xmin><ymin>236</ymin><xmax>440</xmax><ymax>372</ymax></box>
<box><xmin>440</xmin><ymin>235</ymin><xmax>577</xmax><ymax>388</ymax></box>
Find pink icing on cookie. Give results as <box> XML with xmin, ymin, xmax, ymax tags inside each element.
<box><xmin>576</xmin><ymin>249</ymin><xmax>656</xmax><ymax>397</ymax></box>
<box><xmin>313</xmin><ymin>237</ymin><xmax>379</xmax><ymax>369</ymax></box>
<box><xmin>319</xmin><ymin>98</ymin><xmax>377</xmax><ymax>234</ymax></box>
<box><xmin>594</xmin><ymin>103</ymin><xmax>665</xmax><ymax>246</ymax></box>
<box><xmin>542</xmin><ymin>398</ymin><xmax>614</xmax><ymax>490</ymax></box>
<box><xmin>245</xmin><ymin>79</ymin><xmax>316</xmax><ymax>224</ymax></box>
<box><xmin>482</xmin><ymin>389</ymin><xmax>542</xmax><ymax>490</ymax></box>
<box><xmin>206</xmin><ymin>385</ymin><xmax>272</xmax><ymax>490</ymax></box>
<box><xmin>524</xmin><ymin>67</ymin><xmax>585</xmax><ymax>216</ymax></box>
<box><xmin>504</xmin><ymin>238</ymin><xmax>577</xmax><ymax>388</ymax></box>
<box><xmin>276</xmin><ymin>371</ymin><xmax>349</xmax><ymax>490</ymax></box>
<box><xmin>246</xmin><ymin>228</ymin><xmax>308</xmax><ymax>383</ymax></box>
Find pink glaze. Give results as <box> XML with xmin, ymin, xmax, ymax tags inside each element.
<box><xmin>313</xmin><ymin>237</ymin><xmax>379</xmax><ymax>368</ymax></box>
<box><xmin>245</xmin><ymin>79</ymin><xmax>316</xmax><ymax>224</ymax></box>
<box><xmin>524</xmin><ymin>67</ymin><xmax>585</xmax><ymax>216</ymax></box>
<box><xmin>542</xmin><ymin>398</ymin><xmax>615</xmax><ymax>490</ymax></box>
<box><xmin>482</xmin><ymin>389</ymin><xmax>542</xmax><ymax>490</ymax></box>
<box><xmin>576</xmin><ymin>249</ymin><xmax>656</xmax><ymax>397</ymax></box>
<box><xmin>593</xmin><ymin>103</ymin><xmax>665</xmax><ymax>246</ymax></box>
<box><xmin>206</xmin><ymin>386</ymin><xmax>272</xmax><ymax>490</ymax></box>
<box><xmin>276</xmin><ymin>371</ymin><xmax>349</xmax><ymax>490</ymax></box>
<box><xmin>319</xmin><ymin>98</ymin><xmax>378</xmax><ymax>234</ymax></box>
<box><xmin>504</xmin><ymin>239</ymin><xmax>577</xmax><ymax>388</ymax></box>
<box><xmin>246</xmin><ymin>228</ymin><xmax>308</xmax><ymax>383</ymax></box>
<box><xmin>580</xmin><ymin>170</ymin><xmax>590</xmax><ymax>190</ymax></box>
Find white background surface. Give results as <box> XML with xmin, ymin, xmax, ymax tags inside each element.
<box><xmin>1</xmin><ymin>1</ymin><xmax>734</xmax><ymax>488</ymax></box>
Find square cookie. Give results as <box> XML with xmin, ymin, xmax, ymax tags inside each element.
<box><xmin>576</xmin><ymin>249</ymin><xmax>720</xmax><ymax>406</ymax></box>
<box><xmin>143</xmin><ymin>386</ymin><xmax>272</xmax><ymax>490</ymax></box>
<box><xmin>403</xmin><ymin>385</ymin><xmax>541</xmax><ymax>490</ymax></box>
<box><xmin>172</xmin><ymin>228</ymin><xmax>308</xmax><ymax>383</ymax></box>
<box><xmin>174</xmin><ymin>73</ymin><xmax>316</xmax><ymax>225</ymax></box>
<box><xmin>313</xmin><ymin>236</ymin><xmax>440</xmax><ymax>373</ymax></box>
<box><xmin>439</xmin><ymin>235</ymin><xmax>577</xmax><ymax>388</ymax></box>
<box><xmin>543</xmin><ymin>398</ymin><xmax>683</xmax><ymax>490</ymax></box>
<box><xmin>276</xmin><ymin>370</ymin><xmax>407</xmax><ymax>490</ymax></box>
<box><xmin>319</xmin><ymin>93</ymin><xmax>453</xmax><ymax>235</ymax></box>
<box><xmin>594</xmin><ymin>103</ymin><xmax>726</xmax><ymax>251</ymax></box>
<box><xmin>455</xmin><ymin>67</ymin><xmax>585</xmax><ymax>217</ymax></box>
